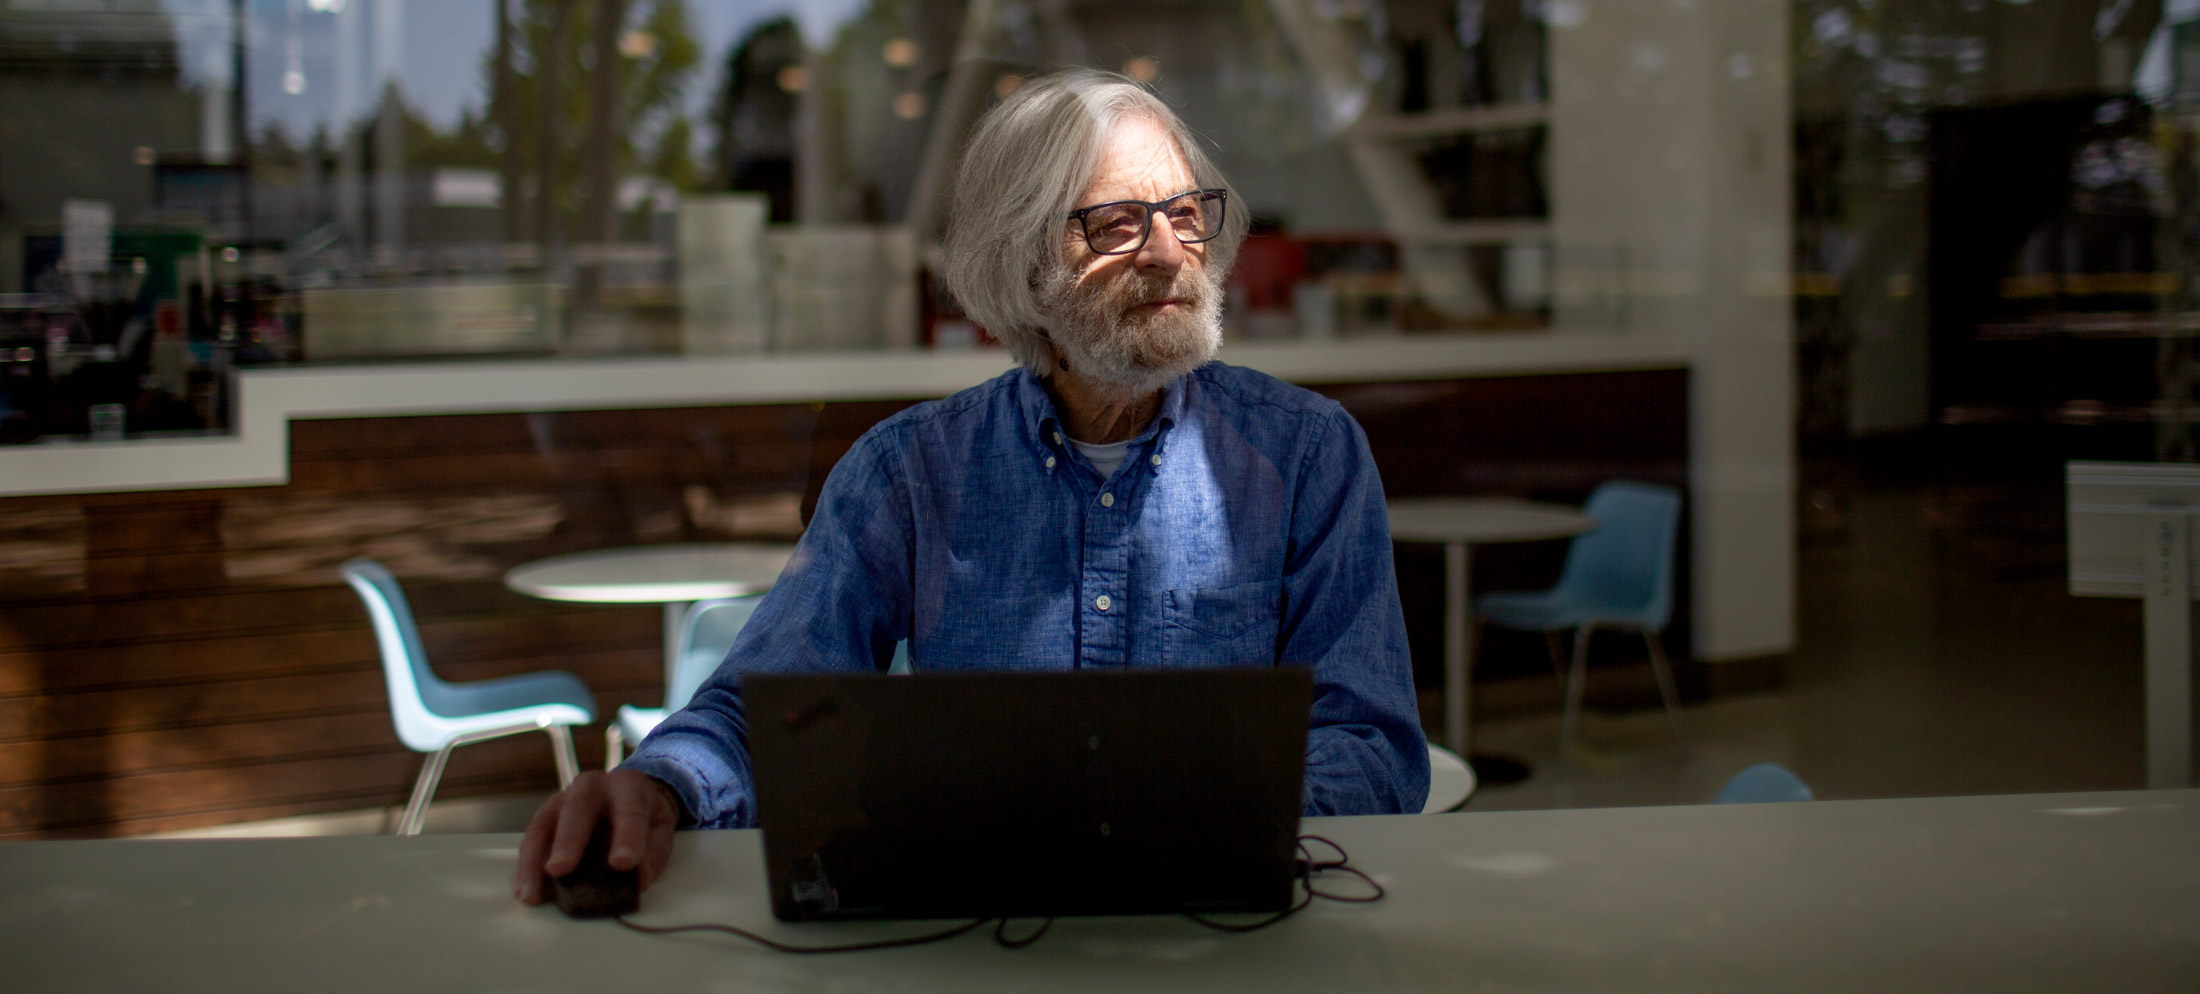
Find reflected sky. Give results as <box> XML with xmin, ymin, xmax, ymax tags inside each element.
<box><xmin>156</xmin><ymin>0</ymin><xmax>855</xmax><ymax>146</ymax></box>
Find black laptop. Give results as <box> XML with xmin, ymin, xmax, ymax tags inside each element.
<box><xmin>745</xmin><ymin>667</ymin><xmax>1311</xmax><ymax>921</ymax></box>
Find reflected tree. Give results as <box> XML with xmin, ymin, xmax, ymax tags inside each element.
<box><xmin>1789</xmin><ymin>0</ymin><xmax>2164</xmax><ymax>441</ymax></box>
<box><xmin>480</xmin><ymin>0</ymin><xmax>702</xmax><ymax>254</ymax></box>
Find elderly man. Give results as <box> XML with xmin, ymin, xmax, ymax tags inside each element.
<box><xmin>515</xmin><ymin>68</ymin><xmax>1428</xmax><ymax>904</ymax></box>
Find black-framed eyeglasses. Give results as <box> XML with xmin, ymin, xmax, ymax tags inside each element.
<box><xmin>1066</xmin><ymin>189</ymin><xmax>1228</xmax><ymax>255</ymax></box>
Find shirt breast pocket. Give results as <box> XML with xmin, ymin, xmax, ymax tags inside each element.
<box><xmin>1163</xmin><ymin>579</ymin><xmax>1282</xmax><ymax>665</ymax></box>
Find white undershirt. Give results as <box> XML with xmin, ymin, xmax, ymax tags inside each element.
<box><xmin>1068</xmin><ymin>437</ymin><xmax>1131</xmax><ymax>478</ymax></box>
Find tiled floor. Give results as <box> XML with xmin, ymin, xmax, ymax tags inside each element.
<box><xmin>1467</xmin><ymin>473</ymin><xmax>2148</xmax><ymax>812</ymax></box>
<box><xmin>160</xmin><ymin>467</ymin><xmax>2164</xmax><ymax>838</ymax></box>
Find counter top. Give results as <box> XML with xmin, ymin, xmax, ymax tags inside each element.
<box><xmin>0</xmin><ymin>332</ymin><xmax>1688</xmax><ymax>497</ymax></box>
<box><xmin>4</xmin><ymin>790</ymin><xmax>2194</xmax><ymax>994</ymax></box>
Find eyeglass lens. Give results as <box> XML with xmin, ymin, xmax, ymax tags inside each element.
<box><xmin>1082</xmin><ymin>192</ymin><xmax>1223</xmax><ymax>254</ymax></box>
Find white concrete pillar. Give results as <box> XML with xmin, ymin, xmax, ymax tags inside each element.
<box><xmin>1550</xmin><ymin>0</ymin><xmax>1796</xmax><ymax>661</ymax></box>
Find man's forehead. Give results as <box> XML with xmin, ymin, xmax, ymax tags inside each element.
<box><xmin>1080</xmin><ymin>114</ymin><xmax>1195</xmax><ymax>202</ymax></box>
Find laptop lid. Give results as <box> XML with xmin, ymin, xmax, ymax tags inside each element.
<box><xmin>747</xmin><ymin>667</ymin><xmax>1311</xmax><ymax>921</ymax></box>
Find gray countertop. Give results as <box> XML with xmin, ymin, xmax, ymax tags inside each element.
<box><xmin>4</xmin><ymin>789</ymin><xmax>2193</xmax><ymax>993</ymax></box>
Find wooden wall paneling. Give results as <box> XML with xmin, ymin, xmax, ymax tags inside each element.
<box><xmin>0</xmin><ymin>629</ymin><xmax>374</xmax><ymax>696</ymax></box>
<box><xmin>0</xmin><ymin>669</ymin><xmax>392</xmax><ymax>742</ymax></box>
<box><xmin>288</xmin><ymin>412</ymin><xmax>543</xmax><ymax>459</ymax></box>
<box><xmin>83</xmin><ymin>499</ymin><xmax>224</xmax><ymax>555</ymax></box>
<box><xmin>0</xmin><ymin>642</ymin><xmax>657</xmax><ymax>745</ymax></box>
<box><xmin>279</xmin><ymin>406</ymin><xmax>827</xmax><ymax>494</ymax></box>
<box><xmin>1</xmin><ymin>588</ymin><xmax>645</xmax><ymax>671</ymax></box>
<box><xmin>83</xmin><ymin>551</ymin><xmax>246</xmax><ymax>598</ymax></box>
<box><xmin>7</xmin><ymin>705</ymin><xmax>641</xmax><ymax>781</ymax></box>
<box><xmin>0</xmin><ymin>405</ymin><xmax>719</xmax><ymax>835</ymax></box>
<box><xmin>0</xmin><ymin>374</ymin><xmax>1686</xmax><ymax>838</ymax></box>
<box><xmin>0</xmin><ymin>587</ymin><xmax>364</xmax><ymax>651</ymax></box>
<box><xmin>0</xmin><ymin>741</ymin><xmax>643</xmax><ymax>838</ymax></box>
<box><xmin>0</xmin><ymin>500</ymin><xmax>86</xmax><ymax>599</ymax></box>
<box><xmin>84</xmin><ymin>499</ymin><xmax>225</xmax><ymax>597</ymax></box>
<box><xmin>0</xmin><ymin>769</ymin><xmax>539</xmax><ymax>840</ymax></box>
<box><xmin>285</xmin><ymin>452</ymin><xmax>561</xmax><ymax>492</ymax></box>
<box><xmin>3</xmin><ymin>797</ymin><xmax>371</xmax><ymax>840</ymax></box>
<box><xmin>0</xmin><ymin>732</ymin><xmax>565</xmax><ymax>833</ymax></box>
<box><xmin>0</xmin><ymin>710</ymin><xmax>401</xmax><ymax>784</ymax></box>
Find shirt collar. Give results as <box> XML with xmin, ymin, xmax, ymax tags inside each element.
<box><xmin>1013</xmin><ymin>363</ymin><xmax>1202</xmax><ymax>451</ymax></box>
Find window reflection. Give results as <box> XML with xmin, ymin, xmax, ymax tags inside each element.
<box><xmin>2</xmin><ymin>0</ymin><xmax>1577</xmax><ymax>446</ymax></box>
<box><xmin>0</xmin><ymin>0</ymin><xmax>2192</xmax><ymax>839</ymax></box>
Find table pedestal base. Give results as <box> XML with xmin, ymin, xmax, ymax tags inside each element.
<box><xmin>1468</xmin><ymin>752</ymin><xmax>1533</xmax><ymax>786</ymax></box>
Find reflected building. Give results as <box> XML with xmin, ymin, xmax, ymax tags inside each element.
<box><xmin>0</xmin><ymin>2</ymin><xmax>205</xmax><ymax>287</ymax></box>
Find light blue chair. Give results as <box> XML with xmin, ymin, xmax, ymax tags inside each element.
<box><xmin>339</xmin><ymin>558</ymin><xmax>596</xmax><ymax>835</ymax></box>
<box><xmin>607</xmin><ymin>597</ymin><xmax>761</xmax><ymax>767</ymax></box>
<box><xmin>610</xmin><ymin>618</ymin><xmax>915</xmax><ymax>767</ymax></box>
<box><xmin>1716</xmin><ymin>763</ymin><xmax>1814</xmax><ymax>804</ymax></box>
<box><xmin>1475</xmin><ymin>481</ymin><xmax>1685</xmax><ymax>758</ymax></box>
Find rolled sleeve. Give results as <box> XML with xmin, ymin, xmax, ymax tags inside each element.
<box><xmin>620</xmin><ymin>428</ymin><xmax>913</xmax><ymax>828</ymax></box>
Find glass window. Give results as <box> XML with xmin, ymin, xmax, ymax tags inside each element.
<box><xmin>0</xmin><ymin>0</ymin><xmax>2185</xmax><ymax>838</ymax></box>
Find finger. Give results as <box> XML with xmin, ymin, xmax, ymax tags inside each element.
<box><xmin>513</xmin><ymin>792</ymin><xmax>565</xmax><ymax>904</ymax></box>
<box><xmin>603</xmin><ymin>775</ymin><xmax>651</xmax><ymax>872</ymax></box>
<box><xmin>638</xmin><ymin>786</ymin><xmax>678</xmax><ymax>891</ymax></box>
<box><xmin>543</xmin><ymin>773</ymin><xmax>606</xmax><ymax>878</ymax></box>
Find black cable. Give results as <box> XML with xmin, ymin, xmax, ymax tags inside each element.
<box><xmin>992</xmin><ymin>917</ymin><xmax>1054</xmax><ymax>948</ymax></box>
<box><xmin>612</xmin><ymin>913</ymin><xmax>988</xmax><ymax>953</ymax></box>
<box><xmin>612</xmin><ymin>913</ymin><xmax>1059</xmax><ymax>953</ymax></box>
<box><xmin>1297</xmin><ymin>834</ymin><xmax>1352</xmax><ymax>870</ymax></box>
<box><xmin>1183</xmin><ymin>834</ymin><xmax>1380</xmax><ymax>933</ymax></box>
<box><xmin>1180</xmin><ymin>886</ymin><xmax>1313</xmax><ymax>932</ymax></box>
<box><xmin>1306</xmin><ymin>862</ymin><xmax>1384</xmax><ymax>902</ymax></box>
<box><xmin>610</xmin><ymin>834</ymin><xmax>1379</xmax><ymax>951</ymax></box>
<box><xmin>1296</xmin><ymin>833</ymin><xmax>1384</xmax><ymax>904</ymax></box>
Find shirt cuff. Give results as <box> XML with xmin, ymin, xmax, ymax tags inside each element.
<box><xmin>616</xmin><ymin>753</ymin><xmax>706</xmax><ymax>829</ymax></box>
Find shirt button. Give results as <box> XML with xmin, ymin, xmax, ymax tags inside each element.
<box><xmin>1095</xmin><ymin>594</ymin><xmax>1111</xmax><ymax>611</ymax></box>
<box><xmin>1151</xmin><ymin>454</ymin><xmax>1163</xmax><ymax>466</ymax></box>
<box><xmin>1100</xmin><ymin>492</ymin><xmax>1115</xmax><ymax>508</ymax></box>
<box><xmin>1045</xmin><ymin>456</ymin><xmax>1056</xmax><ymax>469</ymax></box>
<box><xmin>1053</xmin><ymin>431</ymin><xmax>1064</xmax><ymax>445</ymax></box>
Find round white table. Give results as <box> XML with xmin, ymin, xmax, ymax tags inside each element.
<box><xmin>1386</xmin><ymin>498</ymin><xmax>1596</xmax><ymax>775</ymax></box>
<box><xmin>504</xmin><ymin>543</ymin><xmax>797</xmax><ymax>691</ymax></box>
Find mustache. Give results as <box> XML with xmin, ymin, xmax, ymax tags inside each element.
<box><xmin>1109</xmin><ymin>270</ymin><xmax>1209</xmax><ymax>308</ymax></box>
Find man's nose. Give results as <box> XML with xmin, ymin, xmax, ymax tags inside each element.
<box><xmin>1132</xmin><ymin>214</ymin><xmax>1188</xmax><ymax>274</ymax></box>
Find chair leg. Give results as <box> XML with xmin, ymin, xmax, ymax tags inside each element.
<box><xmin>1542</xmin><ymin>630</ymin><xmax>1568</xmax><ymax>681</ymax></box>
<box><xmin>546</xmin><ymin>724</ymin><xmax>580</xmax><ymax>787</ymax></box>
<box><xmin>604</xmin><ymin>724</ymin><xmax>626</xmax><ymax>771</ymax></box>
<box><xmin>396</xmin><ymin>744</ymin><xmax>456</xmax><ymax>836</ymax></box>
<box><xmin>1561</xmin><ymin>625</ymin><xmax>1593</xmax><ymax>761</ymax></box>
<box><xmin>1644</xmin><ymin>630</ymin><xmax>1685</xmax><ymax>743</ymax></box>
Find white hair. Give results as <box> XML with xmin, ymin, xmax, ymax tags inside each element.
<box><xmin>940</xmin><ymin>68</ymin><xmax>1249</xmax><ymax>377</ymax></box>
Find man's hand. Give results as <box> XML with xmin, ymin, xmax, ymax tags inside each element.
<box><xmin>513</xmin><ymin>769</ymin><xmax>680</xmax><ymax>905</ymax></box>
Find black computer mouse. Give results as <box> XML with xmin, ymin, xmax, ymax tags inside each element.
<box><xmin>549</xmin><ymin>832</ymin><xmax>641</xmax><ymax>919</ymax></box>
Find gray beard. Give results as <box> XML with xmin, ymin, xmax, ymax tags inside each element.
<box><xmin>1035</xmin><ymin>260</ymin><xmax>1224</xmax><ymax>397</ymax></box>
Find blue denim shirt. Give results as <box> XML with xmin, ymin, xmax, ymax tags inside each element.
<box><xmin>622</xmin><ymin>361</ymin><xmax>1430</xmax><ymax>825</ymax></box>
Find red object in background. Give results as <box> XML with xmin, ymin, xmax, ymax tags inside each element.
<box><xmin>154</xmin><ymin>300</ymin><xmax>183</xmax><ymax>338</ymax></box>
<box><xmin>1231</xmin><ymin>234</ymin><xmax>1306</xmax><ymax>312</ymax></box>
